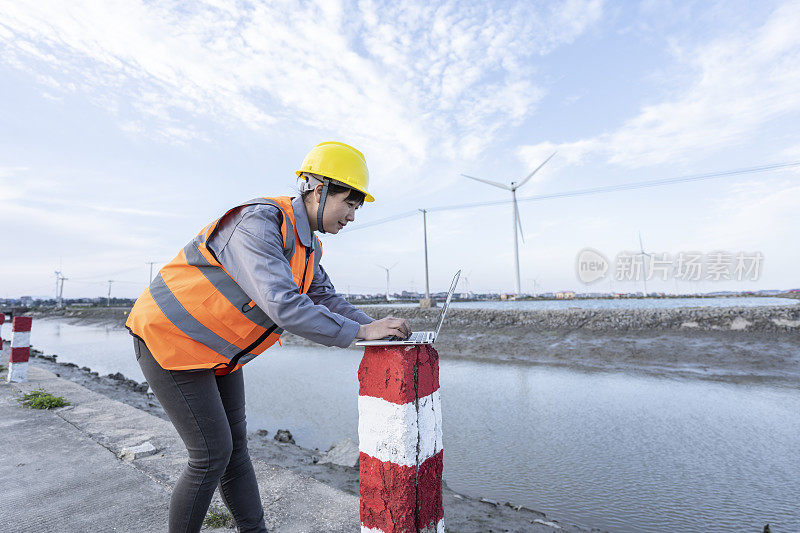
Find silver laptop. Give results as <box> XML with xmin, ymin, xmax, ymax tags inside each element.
<box><xmin>356</xmin><ymin>270</ymin><xmax>461</xmax><ymax>346</ymax></box>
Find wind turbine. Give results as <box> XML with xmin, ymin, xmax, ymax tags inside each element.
<box><xmin>462</xmin><ymin>152</ymin><xmax>556</xmax><ymax>296</ymax></box>
<box><xmin>54</xmin><ymin>270</ymin><xmax>67</xmax><ymax>308</ymax></box>
<box><xmin>636</xmin><ymin>232</ymin><xmax>652</xmax><ymax>297</ymax></box>
<box><xmin>462</xmin><ymin>270</ymin><xmax>473</xmax><ymax>297</ymax></box>
<box><xmin>528</xmin><ymin>277</ymin><xmax>540</xmax><ymax>297</ymax></box>
<box><xmin>376</xmin><ymin>263</ymin><xmax>398</xmax><ymax>302</ymax></box>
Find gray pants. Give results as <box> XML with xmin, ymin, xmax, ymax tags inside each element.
<box><xmin>134</xmin><ymin>336</ymin><xmax>267</xmax><ymax>533</ymax></box>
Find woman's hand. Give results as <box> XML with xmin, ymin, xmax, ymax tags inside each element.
<box><xmin>357</xmin><ymin>317</ymin><xmax>412</xmax><ymax>340</ymax></box>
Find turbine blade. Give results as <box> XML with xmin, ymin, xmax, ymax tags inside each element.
<box><xmin>514</xmin><ymin>201</ymin><xmax>525</xmax><ymax>243</ymax></box>
<box><xmin>461</xmin><ymin>173</ymin><xmax>511</xmax><ymax>190</ymax></box>
<box><xmin>515</xmin><ymin>151</ymin><xmax>557</xmax><ymax>189</ymax></box>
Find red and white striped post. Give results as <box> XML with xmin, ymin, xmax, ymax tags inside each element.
<box><xmin>7</xmin><ymin>316</ymin><xmax>32</xmax><ymax>382</ymax></box>
<box><xmin>358</xmin><ymin>344</ymin><xmax>444</xmax><ymax>533</ymax></box>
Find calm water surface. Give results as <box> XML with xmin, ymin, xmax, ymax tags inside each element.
<box><xmin>11</xmin><ymin>318</ymin><xmax>799</xmax><ymax>533</ymax></box>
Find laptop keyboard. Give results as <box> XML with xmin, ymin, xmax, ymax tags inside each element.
<box><xmin>389</xmin><ymin>331</ymin><xmax>429</xmax><ymax>342</ymax></box>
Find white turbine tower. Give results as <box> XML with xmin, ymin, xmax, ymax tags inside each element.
<box><xmin>462</xmin><ymin>270</ymin><xmax>473</xmax><ymax>297</ymax></box>
<box><xmin>636</xmin><ymin>232</ymin><xmax>653</xmax><ymax>297</ymax></box>
<box><xmin>528</xmin><ymin>277</ymin><xmax>540</xmax><ymax>297</ymax></box>
<box><xmin>376</xmin><ymin>263</ymin><xmax>398</xmax><ymax>302</ymax></box>
<box><xmin>54</xmin><ymin>270</ymin><xmax>67</xmax><ymax>308</ymax></box>
<box><xmin>462</xmin><ymin>152</ymin><xmax>556</xmax><ymax>296</ymax></box>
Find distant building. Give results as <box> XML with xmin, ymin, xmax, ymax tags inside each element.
<box><xmin>555</xmin><ymin>291</ymin><xmax>575</xmax><ymax>299</ymax></box>
<box><xmin>19</xmin><ymin>296</ymin><xmax>33</xmax><ymax>306</ymax></box>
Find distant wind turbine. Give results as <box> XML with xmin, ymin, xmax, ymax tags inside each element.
<box><xmin>462</xmin><ymin>270</ymin><xmax>473</xmax><ymax>297</ymax></box>
<box><xmin>376</xmin><ymin>263</ymin><xmax>398</xmax><ymax>302</ymax></box>
<box><xmin>54</xmin><ymin>270</ymin><xmax>67</xmax><ymax>308</ymax></box>
<box><xmin>461</xmin><ymin>152</ymin><xmax>556</xmax><ymax>296</ymax></box>
<box><xmin>636</xmin><ymin>232</ymin><xmax>652</xmax><ymax>296</ymax></box>
<box><xmin>528</xmin><ymin>277</ymin><xmax>540</xmax><ymax>297</ymax></box>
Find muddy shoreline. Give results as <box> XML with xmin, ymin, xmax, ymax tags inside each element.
<box><xmin>29</xmin><ymin>305</ymin><xmax>800</xmax><ymax>386</ymax></box>
<box><xmin>299</xmin><ymin>305</ymin><xmax>800</xmax><ymax>387</ymax></box>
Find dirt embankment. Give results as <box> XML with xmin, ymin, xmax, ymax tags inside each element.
<box><xmin>32</xmin><ymin>304</ymin><xmax>800</xmax><ymax>385</ymax></box>
<box><xmin>319</xmin><ymin>305</ymin><xmax>800</xmax><ymax>386</ymax></box>
<box><xmin>34</xmin><ymin>303</ymin><xmax>800</xmax><ymax>332</ymax></box>
<box><xmin>361</xmin><ymin>304</ymin><xmax>800</xmax><ymax>333</ymax></box>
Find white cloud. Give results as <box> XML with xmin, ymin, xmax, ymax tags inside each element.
<box><xmin>520</xmin><ymin>1</ymin><xmax>800</xmax><ymax>169</ymax></box>
<box><xmin>0</xmin><ymin>166</ymin><xmax>29</xmax><ymax>178</ymax></box>
<box><xmin>0</xmin><ymin>0</ymin><xmax>603</xmax><ymax>163</ymax></box>
<box><xmin>0</xmin><ymin>167</ymin><xmax>33</xmax><ymax>202</ymax></box>
<box><xmin>778</xmin><ymin>142</ymin><xmax>800</xmax><ymax>164</ymax></box>
<box><xmin>699</xmin><ymin>178</ymin><xmax>800</xmax><ymax>249</ymax></box>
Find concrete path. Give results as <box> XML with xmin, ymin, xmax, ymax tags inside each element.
<box><xmin>0</xmin><ymin>352</ymin><xmax>359</xmax><ymax>532</ymax></box>
<box><xmin>1</xmin><ymin>373</ymin><xmax>172</xmax><ymax>532</ymax></box>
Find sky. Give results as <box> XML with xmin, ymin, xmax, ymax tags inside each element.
<box><xmin>1</xmin><ymin>0</ymin><xmax>799</xmax><ymax>299</ymax></box>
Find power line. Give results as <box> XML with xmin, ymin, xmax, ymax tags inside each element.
<box><xmin>70</xmin><ymin>265</ymin><xmax>142</xmax><ymax>281</ymax></box>
<box><xmin>346</xmin><ymin>160</ymin><xmax>800</xmax><ymax>229</ymax></box>
<box><xmin>342</xmin><ymin>209</ymin><xmax>418</xmax><ymax>233</ymax></box>
<box><xmin>429</xmin><ymin>160</ymin><xmax>800</xmax><ymax>212</ymax></box>
<box><xmin>68</xmin><ymin>279</ymin><xmax>143</xmax><ymax>286</ymax></box>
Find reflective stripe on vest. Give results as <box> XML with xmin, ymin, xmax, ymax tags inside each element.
<box><xmin>126</xmin><ymin>196</ymin><xmax>317</xmax><ymax>373</ymax></box>
<box><xmin>149</xmin><ymin>272</ymin><xmax>247</xmax><ymax>360</ymax></box>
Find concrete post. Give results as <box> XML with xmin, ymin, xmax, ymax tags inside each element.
<box><xmin>8</xmin><ymin>316</ymin><xmax>32</xmax><ymax>382</ymax></box>
<box><xmin>358</xmin><ymin>344</ymin><xmax>444</xmax><ymax>533</ymax></box>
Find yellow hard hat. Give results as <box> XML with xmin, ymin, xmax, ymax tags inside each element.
<box><xmin>296</xmin><ymin>141</ymin><xmax>374</xmax><ymax>202</ymax></box>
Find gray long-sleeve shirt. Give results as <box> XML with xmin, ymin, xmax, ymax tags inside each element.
<box><xmin>207</xmin><ymin>195</ymin><xmax>373</xmax><ymax>348</ymax></box>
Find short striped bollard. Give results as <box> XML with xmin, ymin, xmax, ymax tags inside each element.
<box><xmin>8</xmin><ymin>316</ymin><xmax>32</xmax><ymax>382</ymax></box>
<box><xmin>358</xmin><ymin>344</ymin><xmax>444</xmax><ymax>533</ymax></box>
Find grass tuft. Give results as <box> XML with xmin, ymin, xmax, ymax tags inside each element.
<box><xmin>18</xmin><ymin>388</ymin><xmax>70</xmax><ymax>409</ymax></box>
<box><xmin>203</xmin><ymin>505</ymin><xmax>234</xmax><ymax>529</ymax></box>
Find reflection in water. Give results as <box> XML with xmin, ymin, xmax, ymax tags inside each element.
<box><xmin>20</xmin><ymin>318</ymin><xmax>800</xmax><ymax>533</ymax></box>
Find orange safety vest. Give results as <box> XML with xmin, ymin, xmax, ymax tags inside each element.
<box><xmin>126</xmin><ymin>197</ymin><xmax>321</xmax><ymax>375</ymax></box>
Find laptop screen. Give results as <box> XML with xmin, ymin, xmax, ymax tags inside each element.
<box><xmin>434</xmin><ymin>270</ymin><xmax>461</xmax><ymax>338</ymax></box>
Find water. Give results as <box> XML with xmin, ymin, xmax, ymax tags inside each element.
<box><xmin>12</xmin><ymin>318</ymin><xmax>800</xmax><ymax>533</ymax></box>
<box><xmin>366</xmin><ymin>296</ymin><xmax>799</xmax><ymax>311</ymax></box>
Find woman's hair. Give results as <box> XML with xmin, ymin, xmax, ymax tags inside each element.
<box><xmin>300</xmin><ymin>173</ymin><xmax>365</xmax><ymax>206</ymax></box>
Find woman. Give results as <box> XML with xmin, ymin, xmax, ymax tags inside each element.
<box><xmin>126</xmin><ymin>141</ymin><xmax>411</xmax><ymax>533</ymax></box>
